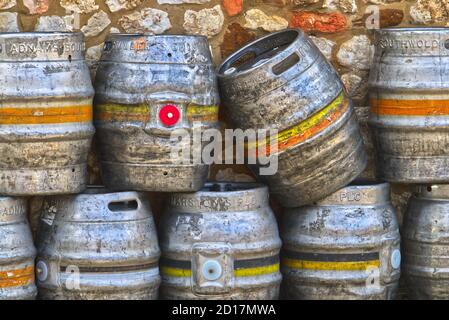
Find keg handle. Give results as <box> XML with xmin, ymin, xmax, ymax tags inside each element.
<box><xmin>271</xmin><ymin>52</ymin><xmax>301</xmax><ymax>76</ymax></box>
<box><xmin>107</xmin><ymin>198</ymin><xmax>140</xmax><ymax>212</ymax></box>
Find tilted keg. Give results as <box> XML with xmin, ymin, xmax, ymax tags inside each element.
<box><xmin>159</xmin><ymin>183</ymin><xmax>282</xmax><ymax>300</ymax></box>
<box><xmin>217</xmin><ymin>29</ymin><xmax>367</xmax><ymax>207</ymax></box>
<box><xmin>281</xmin><ymin>181</ymin><xmax>401</xmax><ymax>299</ymax></box>
<box><xmin>94</xmin><ymin>34</ymin><xmax>220</xmax><ymax>192</ymax></box>
<box><xmin>36</xmin><ymin>187</ymin><xmax>160</xmax><ymax>300</ymax></box>
<box><xmin>0</xmin><ymin>197</ymin><xmax>37</xmax><ymax>300</ymax></box>
<box><xmin>0</xmin><ymin>32</ymin><xmax>95</xmax><ymax>195</ymax></box>
<box><xmin>403</xmin><ymin>184</ymin><xmax>449</xmax><ymax>299</ymax></box>
<box><xmin>369</xmin><ymin>28</ymin><xmax>449</xmax><ymax>182</ymax></box>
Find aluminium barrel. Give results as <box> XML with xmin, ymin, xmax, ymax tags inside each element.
<box><xmin>159</xmin><ymin>182</ymin><xmax>282</xmax><ymax>300</ymax></box>
<box><xmin>217</xmin><ymin>29</ymin><xmax>367</xmax><ymax>207</ymax></box>
<box><xmin>369</xmin><ymin>28</ymin><xmax>449</xmax><ymax>183</ymax></box>
<box><xmin>281</xmin><ymin>181</ymin><xmax>401</xmax><ymax>300</ymax></box>
<box><xmin>403</xmin><ymin>184</ymin><xmax>449</xmax><ymax>299</ymax></box>
<box><xmin>0</xmin><ymin>32</ymin><xmax>95</xmax><ymax>195</ymax></box>
<box><xmin>94</xmin><ymin>34</ymin><xmax>220</xmax><ymax>192</ymax></box>
<box><xmin>0</xmin><ymin>197</ymin><xmax>37</xmax><ymax>300</ymax></box>
<box><xmin>36</xmin><ymin>187</ymin><xmax>160</xmax><ymax>300</ymax></box>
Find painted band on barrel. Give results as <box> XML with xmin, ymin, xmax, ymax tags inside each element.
<box><xmin>370</xmin><ymin>98</ymin><xmax>449</xmax><ymax>116</ymax></box>
<box><xmin>0</xmin><ymin>105</ymin><xmax>93</xmax><ymax>124</ymax></box>
<box><xmin>0</xmin><ymin>266</ymin><xmax>35</xmax><ymax>288</ymax></box>
<box><xmin>95</xmin><ymin>103</ymin><xmax>219</xmax><ymax>123</ymax></box>
<box><xmin>160</xmin><ymin>255</ymin><xmax>280</xmax><ymax>278</ymax></box>
<box><xmin>281</xmin><ymin>251</ymin><xmax>380</xmax><ymax>271</ymax></box>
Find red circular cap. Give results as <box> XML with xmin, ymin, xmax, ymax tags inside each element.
<box><xmin>159</xmin><ymin>105</ymin><xmax>180</xmax><ymax>127</ymax></box>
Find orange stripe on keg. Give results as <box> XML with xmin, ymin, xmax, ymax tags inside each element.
<box><xmin>370</xmin><ymin>98</ymin><xmax>449</xmax><ymax>116</ymax></box>
<box><xmin>0</xmin><ymin>266</ymin><xmax>35</xmax><ymax>288</ymax></box>
<box><xmin>248</xmin><ymin>92</ymin><xmax>349</xmax><ymax>155</ymax></box>
<box><xmin>0</xmin><ymin>105</ymin><xmax>93</xmax><ymax>124</ymax></box>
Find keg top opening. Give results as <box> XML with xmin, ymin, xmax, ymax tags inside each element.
<box><xmin>315</xmin><ymin>180</ymin><xmax>391</xmax><ymax>206</ymax></box>
<box><xmin>414</xmin><ymin>184</ymin><xmax>449</xmax><ymax>200</ymax></box>
<box><xmin>218</xmin><ymin>29</ymin><xmax>301</xmax><ymax>77</ymax></box>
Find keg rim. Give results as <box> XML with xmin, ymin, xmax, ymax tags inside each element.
<box><xmin>0</xmin><ymin>31</ymin><xmax>83</xmax><ymax>37</ymax></box>
<box><xmin>217</xmin><ymin>28</ymin><xmax>303</xmax><ymax>78</ymax></box>
<box><xmin>81</xmin><ymin>185</ymin><xmax>144</xmax><ymax>197</ymax></box>
<box><xmin>414</xmin><ymin>184</ymin><xmax>449</xmax><ymax>199</ymax></box>
<box><xmin>375</xmin><ymin>27</ymin><xmax>449</xmax><ymax>33</ymax></box>
<box><xmin>199</xmin><ymin>182</ymin><xmax>268</xmax><ymax>194</ymax></box>
<box><xmin>105</xmin><ymin>33</ymin><xmax>208</xmax><ymax>41</ymax></box>
<box><xmin>315</xmin><ymin>179</ymin><xmax>391</xmax><ymax>206</ymax></box>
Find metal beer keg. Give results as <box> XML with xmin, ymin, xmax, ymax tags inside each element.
<box><xmin>218</xmin><ymin>29</ymin><xmax>367</xmax><ymax>207</ymax></box>
<box><xmin>403</xmin><ymin>184</ymin><xmax>449</xmax><ymax>299</ymax></box>
<box><xmin>0</xmin><ymin>32</ymin><xmax>95</xmax><ymax>195</ymax></box>
<box><xmin>94</xmin><ymin>34</ymin><xmax>220</xmax><ymax>192</ymax></box>
<box><xmin>36</xmin><ymin>187</ymin><xmax>160</xmax><ymax>300</ymax></box>
<box><xmin>281</xmin><ymin>181</ymin><xmax>401</xmax><ymax>299</ymax></box>
<box><xmin>0</xmin><ymin>197</ymin><xmax>37</xmax><ymax>300</ymax></box>
<box><xmin>160</xmin><ymin>182</ymin><xmax>282</xmax><ymax>300</ymax></box>
<box><xmin>369</xmin><ymin>28</ymin><xmax>449</xmax><ymax>182</ymax></box>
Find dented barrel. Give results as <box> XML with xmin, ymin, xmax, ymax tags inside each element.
<box><xmin>160</xmin><ymin>183</ymin><xmax>282</xmax><ymax>300</ymax></box>
<box><xmin>403</xmin><ymin>184</ymin><xmax>449</xmax><ymax>299</ymax></box>
<box><xmin>94</xmin><ymin>34</ymin><xmax>220</xmax><ymax>192</ymax></box>
<box><xmin>369</xmin><ymin>28</ymin><xmax>449</xmax><ymax>182</ymax></box>
<box><xmin>281</xmin><ymin>181</ymin><xmax>401</xmax><ymax>300</ymax></box>
<box><xmin>0</xmin><ymin>197</ymin><xmax>37</xmax><ymax>300</ymax></box>
<box><xmin>0</xmin><ymin>32</ymin><xmax>95</xmax><ymax>195</ymax></box>
<box><xmin>217</xmin><ymin>29</ymin><xmax>367</xmax><ymax>207</ymax></box>
<box><xmin>36</xmin><ymin>187</ymin><xmax>160</xmax><ymax>300</ymax></box>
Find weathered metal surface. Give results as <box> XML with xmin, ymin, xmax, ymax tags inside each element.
<box><xmin>159</xmin><ymin>182</ymin><xmax>282</xmax><ymax>300</ymax></box>
<box><xmin>369</xmin><ymin>28</ymin><xmax>449</xmax><ymax>183</ymax></box>
<box><xmin>0</xmin><ymin>32</ymin><xmax>95</xmax><ymax>195</ymax></box>
<box><xmin>36</xmin><ymin>187</ymin><xmax>160</xmax><ymax>300</ymax></box>
<box><xmin>0</xmin><ymin>197</ymin><xmax>37</xmax><ymax>300</ymax></box>
<box><xmin>94</xmin><ymin>35</ymin><xmax>220</xmax><ymax>192</ymax></box>
<box><xmin>402</xmin><ymin>184</ymin><xmax>449</xmax><ymax>299</ymax></box>
<box><xmin>217</xmin><ymin>29</ymin><xmax>367</xmax><ymax>207</ymax></box>
<box><xmin>281</xmin><ymin>181</ymin><xmax>401</xmax><ymax>300</ymax></box>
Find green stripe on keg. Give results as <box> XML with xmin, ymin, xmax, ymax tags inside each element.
<box><xmin>282</xmin><ymin>251</ymin><xmax>379</xmax><ymax>262</ymax></box>
<box><xmin>59</xmin><ymin>262</ymin><xmax>159</xmax><ymax>273</ymax></box>
<box><xmin>160</xmin><ymin>255</ymin><xmax>280</xmax><ymax>278</ymax></box>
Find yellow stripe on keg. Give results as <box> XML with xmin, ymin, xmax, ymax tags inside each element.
<box><xmin>95</xmin><ymin>103</ymin><xmax>219</xmax><ymax>123</ymax></box>
<box><xmin>187</xmin><ymin>105</ymin><xmax>219</xmax><ymax>123</ymax></box>
<box><xmin>160</xmin><ymin>266</ymin><xmax>193</xmax><ymax>278</ymax></box>
<box><xmin>0</xmin><ymin>105</ymin><xmax>92</xmax><ymax>124</ymax></box>
<box><xmin>248</xmin><ymin>91</ymin><xmax>348</xmax><ymax>155</ymax></box>
<box><xmin>160</xmin><ymin>255</ymin><xmax>280</xmax><ymax>278</ymax></box>
<box><xmin>95</xmin><ymin>103</ymin><xmax>150</xmax><ymax>122</ymax></box>
<box><xmin>0</xmin><ymin>266</ymin><xmax>35</xmax><ymax>288</ymax></box>
<box><xmin>233</xmin><ymin>263</ymin><xmax>280</xmax><ymax>277</ymax></box>
<box><xmin>282</xmin><ymin>258</ymin><xmax>380</xmax><ymax>271</ymax></box>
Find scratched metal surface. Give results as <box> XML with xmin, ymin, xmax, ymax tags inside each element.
<box><xmin>0</xmin><ymin>32</ymin><xmax>95</xmax><ymax>195</ymax></box>
<box><xmin>94</xmin><ymin>34</ymin><xmax>220</xmax><ymax>192</ymax></box>
<box><xmin>0</xmin><ymin>197</ymin><xmax>37</xmax><ymax>300</ymax></box>
<box><xmin>217</xmin><ymin>29</ymin><xmax>367</xmax><ymax>207</ymax></box>
<box><xmin>35</xmin><ymin>187</ymin><xmax>160</xmax><ymax>300</ymax></box>
<box><xmin>281</xmin><ymin>181</ymin><xmax>401</xmax><ymax>300</ymax></box>
<box><xmin>369</xmin><ymin>28</ymin><xmax>449</xmax><ymax>183</ymax></box>
<box><xmin>159</xmin><ymin>182</ymin><xmax>282</xmax><ymax>300</ymax></box>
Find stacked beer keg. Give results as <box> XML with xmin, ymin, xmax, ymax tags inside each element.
<box><xmin>0</xmin><ymin>27</ymin><xmax>447</xmax><ymax>300</ymax></box>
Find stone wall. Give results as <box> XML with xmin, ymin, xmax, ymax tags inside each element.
<box><xmin>1</xmin><ymin>0</ymin><xmax>432</xmax><ymax>221</ymax></box>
